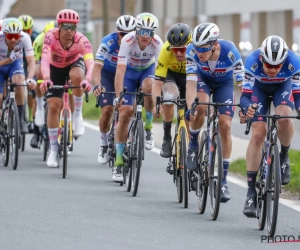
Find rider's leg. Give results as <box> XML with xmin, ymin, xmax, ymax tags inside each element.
<box><xmin>69</xmin><ymin>60</ymin><xmax>86</xmax><ymax>138</ymax></box>
<box><xmin>27</xmin><ymin>91</ymin><xmax>34</xmax><ymax>132</ymax></box>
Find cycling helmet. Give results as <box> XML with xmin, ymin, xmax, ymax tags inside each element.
<box><xmin>56</xmin><ymin>9</ymin><xmax>79</xmax><ymax>24</ymax></box>
<box><xmin>116</xmin><ymin>15</ymin><xmax>136</xmax><ymax>32</ymax></box>
<box><xmin>260</xmin><ymin>35</ymin><xmax>288</xmax><ymax>65</ymax></box>
<box><xmin>43</xmin><ymin>20</ymin><xmax>58</xmax><ymax>33</ymax></box>
<box><xmin>136</xmin><ymin>12</ymin><xmax>159</xmax><ymax>31</ymax></box>
<box><xmin>18</xmin><ymin>15</ymin><xmax>34</xmax><ymax>30</ymax></box>
<box><xmin>2</xmin><ymin>18</ymin><xmax>23</xmax><ymax>34</ymax></box>
<box><xmin>167</xmin><ymin>23</ymin><xmax>192</xmax><ymax>46</ymax></box>
<box><xmin>192</xmin><ymin>23</ymin><xmax>219</xmax><ymax>47</ymax></box>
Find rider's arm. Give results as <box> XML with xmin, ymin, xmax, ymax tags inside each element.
<box><xmin>291</xmin><ymin>71</ymin><xmax>300</xmax><ymax>110</ymax></box>
<box><xmin>92</xmin><ymin>42</ymin><xmax>110</xmax><ymax>87</ymax></box>
<box><xmin>229</xmin><ymin>43</ymin><xmax>245</xmax><ymax>90</ymax></box>
<box><xmin>240</xmin><ymin>71</ymin><xmax>255</xmax><ymax>111</ymax></box>
<box><xmin>0</xmin><ymin>58</ymin><xmax>13</xmax><ymax>67</ymax></box>
<box><xmin>40</xmin><ymin>32</ymin><xmax>53</xmax><ymax>80</ymax></box>
<box><xmin>80</xmin><ymin>36</ymin><xmax>94</xmax><ymax>82</ymax></box>
<box><xmin>25</xmin><ymin>56</ymin><xmax>35</xmax><ymax>79</ymax></box>
<box><xmin>186</xmin><ymin>56</ymin><xmax>198</xmax><ymax>109</ymax></box>
<box><xmin>33</xmin><ymin>33</ymin><xmax>43</xmax><ymax>62</ymax></box>
<box><xmin>23</xmin><ymin>32</ymin><xmax>35</xmax><ymax>79</ymax></box>
<box><xmin>114</xmin><ymin>38</ymin><xmax>129</xmax><ymax>98</ymax></box>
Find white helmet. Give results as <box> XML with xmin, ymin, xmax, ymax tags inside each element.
<box><xmin>116</xmin><ymin>15</ymin><xmax>136</xmax><ymax>32</ymax></box>
<box><xmin>192</xmin><ymin>23</ymin><xmax>219</xmax><ymax>47</ymax></box>
<box><xmin>260</xmin><ymin>35</ymin><xmax>288</xmax><ymax>65</ymax></box>
<box><xmin>2</xmin><ymin>17</ymin><xmax>23</xmax><ymax>34</ymax></box>
<box><xmin>136</xmin><ymin>12</ymin><xmax>159</xmax><ymax>31</ymax></box>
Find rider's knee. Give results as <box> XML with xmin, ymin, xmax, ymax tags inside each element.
<box><xmin>101</xmin><ymin>106</ymin><xmax>113</xmax><ymax>120</ymax></box>
<box><xmin>119</xmin><ymin>106</ymin><xmax>132</xmax><ymax>123</ymax></box>
<box><xmin>70</xmin><ymin>69</ymin><xmax>84</xmax><ymax>84</ymax></box>
<box><xmin>278</xmin><ymin>117</ymin><xmax>293</xmax><ymax>128</ymax></box>
<box><xmin>219</xmin><ymin>118</ymin><xmax>231</xmax><ymax>134</ymax></box>
<box><xmin>250</xmin><ymin>125</ymin><xmax>266</xmax><ymax>145</ymax></box>
<box><xmin>47</xmin><ymin>100</ymin><xmax>60</xmax><ymax>116</ymax></box>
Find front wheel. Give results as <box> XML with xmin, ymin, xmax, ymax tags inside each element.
<box><xmin>266</xmin><ymin>144</ymin><xmax>280</xmax><ymax>237</ymax></box>
<box><xmin>10</xmin><ymin>102</ymin><xmax>20</xmax><ymax>170</ymax></box>
<box><xmin>180</xmin><ymin>127</ymin><xmax>189</xmax><ymax>208</ymax></box>
<box><xmin>208</xmin><ymin>133</ymin><xmax>223</xmax><ymax>220</ymax></box>
<box><xmin>62</xmin><ymin>110</ymin><xmax>69</xmax><ymax>178</ymax></box>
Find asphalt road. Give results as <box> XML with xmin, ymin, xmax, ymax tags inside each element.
<box><xmin>0</xmin><ymin>127</ymin><xmax>300</xmax><ymax>250</ymax></box>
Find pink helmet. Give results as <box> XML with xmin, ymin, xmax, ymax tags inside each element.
<box><xmin>56</xmin><ymin>9</ymin><xmax>79</xmax><ymax>24</ymax></box>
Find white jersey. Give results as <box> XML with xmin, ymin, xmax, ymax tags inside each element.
<box><xmin>0</xmin><ymin>31</ymin><xmax>34</xmax><ymax>61</ymax></box>
<box><xmin>117</xmin><ymin>31</ymin><xmax>163</xmax><ymax>71</ymax></box>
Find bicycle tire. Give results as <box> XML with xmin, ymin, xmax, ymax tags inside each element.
<box><xmin>42</xmin><ymin>103</ymin><xmax>49</xmax><ymax>161</ymax></box>
<box><xmin>209</xmin><ymin>133</ymin><xmax>222</xmax><ymax>220</ymax></box>
<box><xmin>10</xmin><ymin>102</ymin><xmax>20</xmax><ymax>170</ymax></box>
<box><xmin>1</xmin><ymin>107</ymin><xmax>9</xmax><ymax>167</ymax></box>
<box><xmin>197</xmin><ymin>130</ymin><xmax>208</xmax><ymax>214</ymax></box>
<box><xmin>257</xmin><ymin>145</ymin><xmax>267</xmax><ymax>230</ymax></box>
<box><xmin>266</xmin><ymin>144</ymin><xmax>280</xmax><ymax>237</ymax></box>
<box><xmin>180</xmin><ymin>127</ymin><xmax>189</xmax><ymax>208</ymax></box>
<box><xmin>62</xmin><ymin>109</ymin><xmax>69</xmax><ymax>178</ymax></box>
<box><xmin>174</xmin><ymin>123</ymin><xmax>183</xmax><ymax>203</ymax></box>
<box><xmin>20</xmin><ymin>134</ymin><xmax>25</xmax><ymax>152</ymax></box>
<box><xmin>131</xmin><ymin>119</ymin><xmax>143</xmax><ymax>197</ymax></box>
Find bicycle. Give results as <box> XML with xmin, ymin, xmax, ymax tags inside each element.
<box><xmin>243</xmin><ymin>97</ymin><xmax>299</xmax><ymax>237</ymax></box>
<box><xmin>156</xmin><ymin>96</ymin><xmax>189</xmax><ymax>208</ymax></box>
<box><xmin>44</xmin><ymin>79</ymin><xmax>89</xmax><ymax>178</ymax></box>
<box><xmin>190</xmin><ymin>96</ymin><xmax>240</xmax><ymax>220</ymax></box>
<box><xmin>116</xmin><ymin>87</ymin><xmax>150</xmax><ymax>196</ymax></box>
<box><xmin>0</xmin><ymin>82</ymin><xmax>28</xmax><ymax>170</ymax></box>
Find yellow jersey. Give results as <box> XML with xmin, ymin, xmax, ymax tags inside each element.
<box><xmin>155</xmin><ymin>41</ymin><xmax>186</xmax><ymax>81</ymax></box>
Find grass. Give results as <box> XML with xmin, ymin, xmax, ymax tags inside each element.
<box><xmin>82</xmin><ymin>94</ymin><xmax>177</xmax><ymax>123</ymax></box>
<box><xmin>230</xmin><ymin>149</ymin><xmax>300</xmax><ymax>194</ymax></box>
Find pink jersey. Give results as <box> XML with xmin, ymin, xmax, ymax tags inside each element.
<box><xmin>41</xmin><ymin>28</ymin><xmax>94</xmax><ymax>81</ymax></box>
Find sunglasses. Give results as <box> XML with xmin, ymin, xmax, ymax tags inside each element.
<box><xmin>23</xmin><ymin>29</ymin><xmax>32</xmax><ymax>35</ymax></box>
<box><xmin>5</xmin><ymin>33</ymin><xmax>21</xmax><ymax>40</ymax></box>
<box><xmin>263</xmin><ymin>62</ymin><xmax>282</xmax><ymax>69</ymax></box>
<box><xmin>194</xmin><ymin>45</ymin><xmax>213</xmax><ymax>53</ymax></box>
<box><xmin>137</xmin><ymin>29</ymin><xmax>154</xmax><ymax>37</ymax></box>
<box><xmin>170</xmin><ymin>47</ymin><xmax>187</xmax><ymax>54</ymax></box>
<box><xmin>61</xmin><ymin>23</ymin><xmax>77</xmax><ymax>31</ymax></box>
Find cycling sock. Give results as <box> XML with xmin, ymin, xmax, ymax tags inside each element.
<box><xmin>48</xmin><ymin>128</ymin><xmax>59</xmax><ymax>152</ymax></box>
<box><xmin>163</xmin><ymin>120</ymin><xmax>172</xmax><ymax>139</ymax></box>
<box><xmin>17</xmin><ymin>105</ymin><xmax>25</xmax><ymax>124</ymax></box>
<box><xmin>33</xmin><ymin>120</ymin><xmax>40</xmax><ymax>135</ymax></box>
<box><xmin>100</xmin><ymin>131</ymin><xmax>109</xmax><ymax>146</ymax></box>
<box><xmin>144</xmin><ymin>111</ymin><xmax>153</xmax><ymax>130</ymax></box>
<box><xmin>189</xmin><ymin>127</ymin><xmax>200</xmax><ymax>148</ymax></box>
<box><xmin>222</xmin><ymin>159</ymin><xmax>230</xmax><ymax>184</ymax></box>
<box><xmin>116</xmin><ymin>143</ymin><xmax>125</xmax><ymax>166</ymax></box>
<box><xmin>280</xmin><ymin>144</ymin><xmax>290</xmax><ymax>160</ymax></box>
<box><xmin>247</xmin><ymin>171</ymin><xmax>258</xmax><ymax>197</ymax></box>
<box><xmin>28</xmin><ymin>108</ymin><xmax>33</xmax><ymax>122</ymax></box>
<box><xmin>35</xmin><ymin>97</ymin><xmax>44</xmax><ymax>110</ymax></box>
<box><xmin>73</xmin><ymin>95</ymin><xmax>83</xmax><ymax>118</ymax></box>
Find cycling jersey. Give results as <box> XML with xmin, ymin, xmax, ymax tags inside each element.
<box><xmin>186</xmin><ymin>39</ymin><xmax>244</xmax><ymax>85</ymax></box>
<box><xmin>155</xmin><ymin>41</ymin><xmax>186</xmax><ymax>81</ymax></box>
<box><xmin>95</xmin><ymin>32</ymin><xmax>120</xmax><ymax>74</ymax></box>
<box><xmin>41</xmin><ymin>28</ymin><xmax>94</xmax><ymax>81</ymax></box>
<box><xmin>117</xmin><ymin>31</ymin><xmax>163</xmax><ymax>71</ymax></box>
<box><xmin>33</xmin><ymin>32</ymin><xmax>45</xmax><ymax>62</ymax></box>
<box><xmin>23</xmin><ymin>30</ymin><xmax>40</xmax><ymax>76</ymax></box>
<box><xmin>0</xmin><ymin>31</ymin><xmax>34</xmax><ymax>61</ymax></box>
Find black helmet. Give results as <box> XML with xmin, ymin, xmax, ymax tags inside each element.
<box><xmin>167</xmin><ymin>23</ymin><xmax>192</xmax><ymax>46</ymax></box>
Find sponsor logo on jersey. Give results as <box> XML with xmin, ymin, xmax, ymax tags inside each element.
<box><xmin>126</xmin><ymin>36</ymin><xmax>134</xmax><ymax>42</ymax></box>
<box><xmin>260</xmin><ymin>77</ymin><xmax>286</xmax><ymax>83</ymax></box>
<box><xmin>111</xmin><ymin>56</ymin><xmax>118</xmax><ymax>61</ymax></box>
<box><xmin>134</xmin><ymin>51</ymin><xmax>140</xmax><ymax>57</ymax></box>
<box><xmin>233</xmin><ymin>62</ymin><xmax>243</xmax><ymax>71</ymax></box>
<box><xmin>228</xmin><ymin>51</ymin><xmax>236</xmax><ymax>63</ymax></box>
<box><xmin>288</xmin><ymin>63</ymin><xmax>295</xmax><ymax>72</ymax></box>
<box><xmin>107</xmin><ymin>39</ymin><xmax>114</xmax><ymax>46</ymax></box>
<box><xmin>250</xmin><ymin>62</ymin><xmax>258</xmax><ymax>72</ymax></box>
<box><xmin>291</xmin><ymin>73</ymin><xmax>300</xmax><ymax>81</ymax></box>
<box><xmin>189</xmin><ymin>48</ymin><xmax>196</xmax><ymax>57</ymax></box>
<box><xmin>152</xmin><ymin>37</ymin><xmax>160</xmax><ymax>45</ymax></box>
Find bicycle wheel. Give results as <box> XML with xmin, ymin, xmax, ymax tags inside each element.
<box><xmin>1</xmin><ymin>107</ymin><xmax>9</xmax><ymax>167</ymax></box>
<box><xmin>209</xmin><ymin>133</ymin><xmax>223</xmax><ymax>220</ymax></box>
<box><xmin>197</xmin><ymin>131</ymin><xmax>208</xmax><ymax>214</ymax></box>
<box><xmin>180</xmin><ymin>127</ymin><xmax>189</xmax><ymax>208</ymax></box>
<box><xmin>130</xmin><ymin>119</ymin><xmax>143</xmax><ymax>197</ymax></box>
<box><xmin>10</xmin><ymin>102</ymin><xmax>20</xmax><ymax>170</ymax></box>
<box><xmin>62</xmin><ymin>109</ymin><xmax>69</xmax><ymax>178</ymax></box>
<box><xmin>266</xmin><ymin>144</ymin><xmax>280</xmax><ymax>237</ymax></box>
<box><xmin>257</xmin><ymin>145</ymin><xmax>267</xmax><ymax>230</ymax></box>
<box><xmin>20</xmin><ymin>134</ymin><xmax>25</xmax><ymax>152</ymax></box>
<box><xmin>173</xmin><ymin>124</ymin><xmax>183</xmax><ymax>203</ymax></box>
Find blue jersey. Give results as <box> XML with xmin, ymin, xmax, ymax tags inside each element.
<box><xmin>242</xmin><ymin>49</ymin><xmax>300</xmax><ymax>95</ymax></box>
<box><xmin>186</xmin><ymin>39</ymin><xmax>244</xmax><ymax>84</ymax></box>
<box><xmin>95</xmin><ymin>32</ymin><xmax>120</xmax><ymax>74</ymax></box>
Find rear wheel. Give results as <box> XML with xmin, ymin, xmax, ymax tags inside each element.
<box><xmin>197</xmin><ymin>131</ymin><xmax>208</xmax><ymax>214</ymax></box>
<box><xmin>10</xmin><ymin>102</ymin><xmax>20</xmax><ymax>170</ymax></box>
<box><xmin>62</xmin><ymin>110</ymin><xmax>69</xmax><ymax>178</ymax></box>
<box><xmin>1</xmin><ymin>107</ymin><xmax>9</xmax><ymax>167</ymax></box>
<box><xmin>266</xmin><ymin>144</ymin><xmax>280</xmax><ymax>237</ymax></box>
<box><xmin>20</xmin><ymin>134</ymin><xmax>25</xmax><ymax>152</ymax></box>
<box><xmin>209</xmin><ymin>133</ymin><xmax>222</xmax><ymax>220</ymax></box>
<box><xmin>180</xmin><ymin>127</ymin><xmax>189</xmax><ymax>208</ymax></box>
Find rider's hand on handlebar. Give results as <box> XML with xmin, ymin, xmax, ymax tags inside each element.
<box><xmin>80</xmin><ymin>80</ymin><xmax>92</xmax><ymax>92</ymax></box>
<box><xmin>238</xmin><ymin>110</ymin><xmax>247</xmax><ymax>124</ymax></box>
<box><xmin>185</xmin><ymin>109</ymin><xmax>198</xmax><ymax>122</ymax></box>
<box><xmin>92</xmin><ymin>85</ymin><xmax>105</xmax><ymax>96</ymax></box>
<box><xmin>40</xmin><ymin>79</ymin><xmax>53</xmax><ymax>94</ymax></box>
<box><xmin>153</xmin><ymin>106</ymin><xmax>162</xmax><ymax>118</ymax></box>
<box><xmin>26</xmin><ymin>79</ymin><xmax>37</xmax><ymax>90</ymax></box>
<box><xmin>113</xmin><ymin>97</ymin><xmax>124</xmax><ymax>109</ymax></box>
<box><xmin>246</xmin><ymin>103</ymin><xmax>257</xmax><ymax>119</ymax></box>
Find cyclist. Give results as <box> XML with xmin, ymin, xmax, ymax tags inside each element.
<box><xmin>113</xmin><ymin>12</ymin><xmax>163</xmax><ymax>181</ymax></box>
<box><xmin>152</xmin><ymin>23</ymin><xmax>192</xmax><ymax>158</ymax></box>
<box><xmin>30</xmin><ymin>20</ymin><xmax>58</xmax><ymax>148</ymax></box>
<box><xmin>18</xmin><ymin>14</ymin><xmax>40</xmax><ymax>133</ymax></box>
<box><xmin>185</xmin><ymin>23</ymin><xmax>244</xmax><ymax>203</ymax></box>
<box><xmin>239</xmin><ymin>35</ymin><xmax>300</xmax><ymax>217</ymax></box>
<box><xmin>92</xmin><ymin>15</ymin><xmax>136</xmax><ymax>165</ymax></box>
<box><xmin>0</xmin><ymin>19</ymin><xmax>4</xmax><ymax>31</ymax></box>
<box><xmin>0</xmin><ymin>18</ymin><xmax>36</xmax><ymax>133</ymax></box>
<box><xmin>39</xmin><ymin>9</ymin><xmax>93</xmax><ymax>168</ymax></box>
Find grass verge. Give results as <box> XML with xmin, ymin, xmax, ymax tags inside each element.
<box><xmin>230</xmin><ymin>149</ymin><xmax>300</xmax><ymax>194</ymax></box>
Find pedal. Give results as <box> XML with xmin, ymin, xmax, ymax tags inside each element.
<box><xmin>166</xmin><ymin>162</ymin><xmax>174</xmax><ymax>175</ymax></box>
